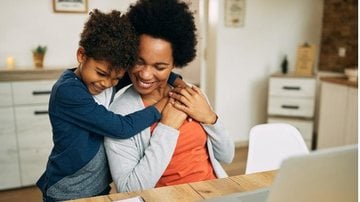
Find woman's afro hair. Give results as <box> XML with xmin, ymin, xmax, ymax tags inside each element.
<box><xmin>127</xmin><ymin>0</ymin><xmax>197</xmax><ymax>68</ymax></box>
<box><xmin>79</xmin><ymin>9</ymin><xmax>139</xmax><ymax>71</ymax></box>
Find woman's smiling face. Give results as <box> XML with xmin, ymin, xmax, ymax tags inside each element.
<box><xmin>129</xmin><ymin>34</ymin><xmax>174</xmax><ymax>96</ymax></box>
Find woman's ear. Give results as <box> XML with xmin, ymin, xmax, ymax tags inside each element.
<box><xmin>76</xmin><ymin>47</ymin><xmax>86</xmax><ymax>64</ymax></box>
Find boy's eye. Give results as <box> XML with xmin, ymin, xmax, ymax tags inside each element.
<box><xmin>97</xmin><ymin>72</ymin><xmax>107</xmax><ymax>77</ymax></box>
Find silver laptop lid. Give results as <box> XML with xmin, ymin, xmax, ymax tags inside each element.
<box><xmin>267</xmin><ymin>144</ymin><xmax>358</xmax><ymax>202</ymax></box>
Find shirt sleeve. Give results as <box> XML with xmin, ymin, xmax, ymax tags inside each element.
<box><xmin>202</xmin><ymin>120</ymin><xmax>235</xmax><ymax>164</ymax></box>
<box><xmin>168</xmin><ymin>72</ymin><xmax>181</xmax><ymax>86</ymax></box>
<box><xmin>54</xmin><ymin>83</ymin><xmax>161</xmax><ymax>139</ymax></box>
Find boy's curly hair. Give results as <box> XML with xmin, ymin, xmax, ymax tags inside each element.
<box><xmin>79</xmin><ymin>9</ymin><xmax>139</xmax><ymax>71</ymax></box>
<box><xmin>127</xmin><ymin>0</ymin><xmax>197</xmax><ymax>68</ymax></box>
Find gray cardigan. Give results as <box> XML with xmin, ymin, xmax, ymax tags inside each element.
<box><xmin>104</xmin><ymin>86</ymin><xmax>235</xmax><ymax>192</ymax></box>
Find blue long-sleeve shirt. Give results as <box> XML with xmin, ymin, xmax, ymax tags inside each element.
<box><xmin>37</xmin><ymin>68</ymin><xmax>178</xmax><ymax>200</ymax></box>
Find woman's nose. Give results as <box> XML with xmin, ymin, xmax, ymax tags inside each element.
<box><xmin>139</xmin><ymin>65</ymin><xmax>153</xmax><ymax>79</ymax></box>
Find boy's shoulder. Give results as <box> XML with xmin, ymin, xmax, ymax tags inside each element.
<box><xmin>52</xmin><ymin>68</ymin><xmax>89</xmax><ymax>101</ymax></box>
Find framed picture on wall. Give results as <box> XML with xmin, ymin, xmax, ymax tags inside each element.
<box><xmin>225</xmin><ymin>0</ymin><xmax>246</xmax><ymax>27</ymax></box>
<box><xmin>53</xmin><ymin>0</ymin><xmax>88</xmax><ymax>14</ymax></box>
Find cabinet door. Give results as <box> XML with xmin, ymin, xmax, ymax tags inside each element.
<box><xmin>15</xmin><ymin>105</ymin><xmax>53</xmax><ymax>186</ymax></box>
<box><xmin>0</xmin><ymin>83</ymin><xmax>13</xmax><ymax>107</ymax></box>
<box><xmin>0</xmin><ymin>107</ymin><xmax>21</xmax><ymax>189</ymax></box>
<box><xmin>317</xmin><ymin>82</ymin><xmax>347</xmax><ymax>149</ymax></box>
<box><xmin>344</xmin><ymin>87</ymin><xmax>358</xmax><ymax>145</ymax></box>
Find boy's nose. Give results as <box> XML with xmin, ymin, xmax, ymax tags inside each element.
<box><xmin>101</xmin><ymin>79</ymin><xmax>113</xmax><ymax>88</ymax></box>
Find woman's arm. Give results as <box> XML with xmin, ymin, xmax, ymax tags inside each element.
<box><xmin>202</xmin><ymin>120</ymin><xmax>234</xmax><ymax>164</ymax></box>
<box><xmin>104</xmin><ymin>123</ymin><xmax>179</xmax><ymax>192</ymax></box>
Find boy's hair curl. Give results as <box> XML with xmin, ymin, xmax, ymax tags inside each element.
<box><xmin>79</xmin><ymin>9</ymin><xmax>139</xmax><ymax>71</ymax></box>
<box><xmin>127</xmin><ymin>0</ymin><xmax>197</xmax><ymax>68</ymax></box>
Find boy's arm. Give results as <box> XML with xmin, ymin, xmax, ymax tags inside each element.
<box><xmin>56</xmin><ymin>84</ymin><xmax>161</xmax><ymax>139</ymax></box>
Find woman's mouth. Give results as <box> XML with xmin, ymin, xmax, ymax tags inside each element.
<box><xmin>137</xmin><ymin>79</ymin><xmax>155</xmax><ymax>89</ymax></box>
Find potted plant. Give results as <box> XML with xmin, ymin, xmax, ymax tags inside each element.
<box><xmin>32</xmin><ymin>45</ymin><xmax>47</xmax><ymax>68</ymax></box>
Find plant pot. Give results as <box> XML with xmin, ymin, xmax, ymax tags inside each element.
<box><xmin>33</xmin><ymin>53</ymin><xmax>45</xmax><ymax>68</ymax></box>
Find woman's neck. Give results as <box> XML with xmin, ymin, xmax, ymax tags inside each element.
<box><xmin>141</xmin><ymin>84</ymin><xmax>171</xmax><ymax>105</ymax></box>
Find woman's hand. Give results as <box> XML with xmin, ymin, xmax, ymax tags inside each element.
<box><xmin>169</xmin><ymin>85</ymin><xmax>217</xmax><ymax>124</ymax></box>
<box><xmin>160</xmin><ymin>98</ymin><xmax>187</xmax><ymax>129</ymax></box>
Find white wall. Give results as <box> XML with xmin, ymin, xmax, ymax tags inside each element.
<box><xmin>206</xmin><ymin>0</ymin><xmax>324</xmax><ymax>143</ymax></box>
<box><xmin>1</xmin><ymin>0</ymin><xmax>324</xmax><ymax>144</ymax></box>
<box><xmin>0</xmin><ymin>0</ymin><xmax>135</xmax><ymax>69</ymax></box>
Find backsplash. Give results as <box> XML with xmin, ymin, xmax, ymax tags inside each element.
<box><xmin>319</xmin><ymin>0</ymin><xmax>358</xmax><ymax>72</ymax></box>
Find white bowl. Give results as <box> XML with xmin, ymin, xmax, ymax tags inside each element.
<box><xmin>344</xmin><ymin>68</ymin><xmax>358</xmax><ymax>82</ymax></box>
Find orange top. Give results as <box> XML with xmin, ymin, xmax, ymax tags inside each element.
<box><xmin>152</xmin><ymin>120</ymin><xmax>216</xmax><ymax>187</ymax></box>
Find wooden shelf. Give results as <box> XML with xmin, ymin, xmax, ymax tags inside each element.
<box><xmin>0</xmin><ymin>68</ymin><xmax>66</xmax><ymax>81</ymax></box>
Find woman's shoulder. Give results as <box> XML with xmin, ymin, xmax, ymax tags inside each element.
<box><xmin>109</xmin><ymin>86</ymin><xmax>143</xmax><ymax>114</ymax></box>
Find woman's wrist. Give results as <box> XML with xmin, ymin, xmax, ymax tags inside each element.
<box><xmin>202</xmin><ymin>112</ymin><xmax>218</xmax><ymax>125</ymax></box>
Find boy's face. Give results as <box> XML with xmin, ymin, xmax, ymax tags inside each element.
<box><xmin>129</xmin><ymin>34</ymin><xmax>174</xmax><ymax>96</ymax></box>
<box><xmin>76</xmin><ymin>47</ymin><xmax>125</xmax><ymax>95</ymax></box>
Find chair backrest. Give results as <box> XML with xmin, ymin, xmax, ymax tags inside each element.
<box><xmin>245</xmin><ymin>123</ymin><xmax>309</xmax><ymax>174</ymax></box>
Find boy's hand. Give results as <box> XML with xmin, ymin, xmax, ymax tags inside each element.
<box><xmin>160</xmin><ymin>98</ymin><xmax>187</xmax><ymax>129</ymax></box>
<box><xmin>153</xmin><ymin>96</ymin><xmax>168</xmax><ymax>113</ymax></box>
<box><xmin>169</xmin><ymin>86</ymin><xmax>217</xmax><ymax>125</ymax></box>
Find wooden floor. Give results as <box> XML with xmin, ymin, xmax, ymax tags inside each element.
<box><xmin>0</xmin><ymin>147</ymin><xmax>248</xmax><ymax>202</ymax></box>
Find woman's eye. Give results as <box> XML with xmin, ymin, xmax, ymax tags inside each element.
<box><xmin>155</xmin><ymin>66</ymin><xmax>166</xmax><ymax>71</ymax></box>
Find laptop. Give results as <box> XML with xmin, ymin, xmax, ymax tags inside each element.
<box><xmin>204</xmin><ymin>144</ymin><xmax>358</xmax><ymax>202</ymax></box>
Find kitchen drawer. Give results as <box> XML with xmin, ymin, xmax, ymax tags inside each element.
<box><xmin>268</xmin><ymin>97</ymin><xmax>314</xmax><ymax>118</ymax></box>
<box><xmin>0</xmin><ymin>83</ymin><xmax>13</xmax><ymax>107</ymax></box>
<box><xmin>12</xmin><ymin>80</ymin><xmax>55</xmax><ymax>105</ymax></box>
<box><xmin>269</xmin><ymin>77</ymin><xmax>315</xmax><ymax>97</ymax></box>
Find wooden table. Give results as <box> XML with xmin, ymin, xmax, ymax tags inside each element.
<box><xmin>69</xmin><ymin>171</ymin><xmax>276</xmax><ymax>202</ymax></box>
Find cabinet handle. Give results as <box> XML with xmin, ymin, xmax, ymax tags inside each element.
<box><xmin>32</xmin><ymin>90</ymin><xmax>51</xmax><ymax>95</ymax></box>
<box><xmin>281</xmin><ymin>105</ymin><xmax>299</xmax><ymax>109</ymax></box>
<box><xmin>34</xmin><ymin>110</ymin><xmax>48</xmax><ymax>115</ymax></box>
<box><xmin>282</xmin><ymin>86</ymin><xmax>301</xmax><ymax>90</ymax></box>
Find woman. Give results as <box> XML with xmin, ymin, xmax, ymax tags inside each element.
<box><xmin>104</xmin><ymin>0</ymin><xmax>234</xmax><ymax>192</ymax></box>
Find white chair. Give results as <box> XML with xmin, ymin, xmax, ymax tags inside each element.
<box><xmin>245</xmin><ymin>123</ymin><xmax>309</xmax><ymax>174</ymax></box>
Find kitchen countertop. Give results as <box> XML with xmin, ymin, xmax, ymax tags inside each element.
<box><xmin>0</xmin><ymin>68</ymin><xmax>66</xmax><ymax>81</ymax></box>
<box><xmin>320</xmin><ymin>76</ymin><xmax>358</xmax><ymax>88</ymax></box>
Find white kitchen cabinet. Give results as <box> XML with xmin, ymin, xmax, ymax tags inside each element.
<box><xmin>267</xmin><ymin>73</ymin><xmax>316</xmax><ymax>150</ymax></box>
<box><xmin>0</xmin><ymin>80</ymin><xmax>55</xmax><ymax>189</ymax></box>
<box><xmin>317</xmin><ymin>80</ymin><xmax>358</xmax><ymax>149</ymax></box>
<box><xmin>0</xmin><ymin>91</ymin><xmax>21</xmax><ymax>190</ymax></box>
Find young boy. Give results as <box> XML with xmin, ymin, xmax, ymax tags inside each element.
<box><xmin>37</xmin><ymin>9</ymin><xmax>182</xmax><ymax>201</ymax></box>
